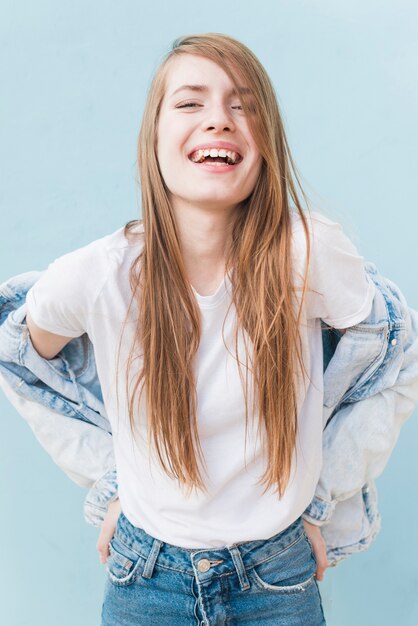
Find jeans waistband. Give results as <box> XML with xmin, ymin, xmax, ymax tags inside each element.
<box><xmin>115</xmin><ymin>512</ymin><xmax>305</xmax><ymax>586</ymax></box>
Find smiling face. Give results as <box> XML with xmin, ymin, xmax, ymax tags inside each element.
<box><xmin>156</xmin><ymin>54</ymin><xmax>263</xmax><ymax>215</ymax></box>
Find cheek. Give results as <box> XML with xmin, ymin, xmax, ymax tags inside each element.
<box><xmin>157</xmin><ymin>129</ymin><xmax>185</xmax><ymax>176</ymax></box>
<box><xmin>156</xmin><ymin>139</ymin><xmax>185</xmax><ymax>195</ymax></box>
<box><xmin>156</xmin><ymin>119</ymin><xmax>171</xmax><ymax>167</ymax></box>
<box><xmin>156</xmin><ymin>142</ymin><xmax>173</xmax><ymax>184</ymax></box>
<box><xmin>245</xmin><ymin>156</ymin><xmax>262</xmax><ymax>189</ymax></box>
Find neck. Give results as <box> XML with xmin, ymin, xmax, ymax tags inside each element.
<box><xmin>171</xmin><ymin>199</ymin><xmax>239</xmax><ymax>293</ymax></box>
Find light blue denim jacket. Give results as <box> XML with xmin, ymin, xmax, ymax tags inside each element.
<box><xmin>1</xmin><ymin>262</ymin><xmax>418</xmax><ymax>567</ymax></box>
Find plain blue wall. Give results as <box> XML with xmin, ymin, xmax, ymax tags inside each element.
<box><xmin>1</xmin><ymin>1</ymin><xmax>417</xmax><ymax>624</ymax></box>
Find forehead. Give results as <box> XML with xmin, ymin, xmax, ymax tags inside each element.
<box><xmin>164</xmin><ymin>54</ymin><xmax>244</xmax><ymax>97</ymax></box>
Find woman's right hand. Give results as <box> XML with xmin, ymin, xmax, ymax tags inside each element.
<box><xmin>96</xmin><ymin>498</ymin><xmax>122</xmax><ymax>564</ymax></box>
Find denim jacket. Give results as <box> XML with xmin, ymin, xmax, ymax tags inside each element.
<box><xmin>1</xmin><ymin>262</ymin><xmax>418</xmax><ymax>567</ymax></box>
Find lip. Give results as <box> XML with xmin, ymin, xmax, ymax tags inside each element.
<box><xmin>189</xmin><ymin>161</ymin><xmax>241</xmax><ymax>174</ymax></box>
<box><xmin>187</xmin><ymin>140</ymin><xmax>243</xmax><ymax>159</ymax></box>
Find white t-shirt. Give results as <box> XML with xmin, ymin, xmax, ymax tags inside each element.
<box><xmin>26</xmin><ymin>211</ymin><xmax>376</xmax><ymax>548</ymax></box>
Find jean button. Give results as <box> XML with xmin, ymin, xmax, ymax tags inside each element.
<box><xmin>197</xmin><ymin>558</ymin><xmax>211</xmax><ymax>573</ymax></box>
<box><xmin>391</xmin><ymin>338</ymin><xmax>397</xmax><ymax>346</ymax></box>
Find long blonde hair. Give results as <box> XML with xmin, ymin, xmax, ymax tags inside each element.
<box><xmin>118</xmin><ymin>33</ymin><xmax>312</xmax><ymax>498</ymax></box>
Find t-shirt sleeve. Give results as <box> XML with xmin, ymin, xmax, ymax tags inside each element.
<box><xmin>301</xmin><ymin>213</ymin><xmax>376</xmax><ymax>328</ymax></box>
<box><xmin>26</xmin><ymin>240</ymin><xmax>109</xmax><ymax>338</ymax></box>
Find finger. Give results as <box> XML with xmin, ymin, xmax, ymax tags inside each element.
<box><xmin>96</xmin><ymin>500</ymin><xmax>121</xmax><ymax>565</ymax></box>
<box><xmin>96</xmin><ymin>539</ymin><xmax>110</xmax><ymax>564</ymax></box>
<box><xmin>96</xmin><ymin>528</ymin><xmax>113</xmax><ymax>564</ymax></box>
<box><xmin>308</xmin><ymin>540</ymin><xmax>328</xmax><ymax>581</ymax></box>
<box><xmin>314</xmin><ymin>553</ymin><xmax>329</xmax><ymax>581</ymax></box>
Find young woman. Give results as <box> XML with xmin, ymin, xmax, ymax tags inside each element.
<box><xmin>23</xmin><ymin>33</ymin><xmax>380</xmax><ymax>625</ymax></box>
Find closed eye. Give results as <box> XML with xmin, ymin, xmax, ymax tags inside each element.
<box><xmin>176</xmin><ymin>102</ymin><xmax>202</xmax><ymax>108</ymax></box>
<box><xmin>176</xmin><ymin>102</ymin><xmax>244</xmax><ymax>110</ymax></box>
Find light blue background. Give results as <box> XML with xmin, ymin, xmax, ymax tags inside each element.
<box><xmin>1</xmin><ymin>1</ymin><xmax>417</xmax><ymax>624</ymax></box>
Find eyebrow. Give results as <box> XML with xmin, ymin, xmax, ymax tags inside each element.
<box><xmin>169</xmin><ymin>84</ymin><xmax>252</xmax><ymax>98</ymax></box>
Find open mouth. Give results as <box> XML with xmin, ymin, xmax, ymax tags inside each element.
<box><xmin>188</xmin><ymin>148</ymin><xmax>243</xmax><ymax>166</ymax></box>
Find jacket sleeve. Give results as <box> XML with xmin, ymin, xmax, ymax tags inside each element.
<box><xmin>0</xmin><ymin>372</ymin><xmax>118</xmax><ymax>526</ymax></box>
<box><xmin>303</xmin><ymin>285</ymin><xmax>418</xmax><ymax>526</ymax></box>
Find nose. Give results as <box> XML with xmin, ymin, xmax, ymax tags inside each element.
<box><xmin>202</xmin><ymin>104</ymin><xmax>236</xmax><ymax>133</ymax></box>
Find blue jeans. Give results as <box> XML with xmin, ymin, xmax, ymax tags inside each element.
<box><xmin>101</xmin><ymin>512</ymin><xmax>326</xmax><ymax>625</ymax></box>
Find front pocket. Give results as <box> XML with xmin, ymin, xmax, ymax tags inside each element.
<box><xmin>251</xmin><ymin>568</ymin><xmax>315</xmax><ymax>593</ymax></box>
<box><xmin>106</xmin><ymin>536</ymin><xmax>143</xmax><ymax>587</ymax></box>
<box><xmin>250</xmin><ymin>535</ymin><xmax>316</xmax><ymax>594</ymax></box>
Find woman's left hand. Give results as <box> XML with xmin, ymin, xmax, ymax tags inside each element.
<box><xmin>303</xmin><ymin>518</ymin><xmax>330</xmax><ymax>581</ymax></box>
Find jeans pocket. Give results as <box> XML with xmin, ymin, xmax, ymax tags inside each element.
<box><xmin>106</xmin><ymin>535</ymin><xmax>143</xmax><ymax>587</ymax></box>
<box><xmin>249</xmin><ymin>534</ymin><xmax>316</xmax><ymax>594</ymax></box>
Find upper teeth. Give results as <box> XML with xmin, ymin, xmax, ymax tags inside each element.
<box><xmin>189</xmin><ymin>148</ymin><xmax>240</xmax><ymax>163</ymax></box>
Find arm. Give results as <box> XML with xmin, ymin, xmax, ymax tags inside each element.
<box><xmin>304</xmin><ymin>300</ymin><xmax>418</xmax><ymax>526</ymax></box>
<box><xmin>18</xmin><ymin>299</ymin><xmax>119</xmax><ymax>554</ymax></box>
<box><xmin>2</xmin><ymin>313</ymin><xmax>118</xmax><ymax>525</ymax></box>
<box><xmin>26</xmin><ymin>312</ymin><xmax>73</xmax><ymax>360</ymax></box>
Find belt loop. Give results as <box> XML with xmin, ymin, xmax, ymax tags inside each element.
<box><xmin>141</xmin><ymin>538</ymin><xmax>163</xmax><ymax>579</ymax></box>
<box><xmin>228</xmin><ymin>546</ymin><xmax>250</xmax><ymax>591</ymax></box>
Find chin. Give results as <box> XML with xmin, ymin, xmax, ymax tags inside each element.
<box><xmin>193</xmin><ymin>196</ymin><xmax>240</xmax><ymax>208</ymax></box>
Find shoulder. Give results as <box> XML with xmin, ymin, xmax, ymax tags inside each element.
<box><xmin>29</xmin><ymin>221</ymin><xmax>145</xmax><ymax>304</ymax></box>
<box><xmin>101</xmin><ymin>221</ymin><xmax>145</xmax><ymax>269</ymax></box>
<box><xmin>290</xmin><ymin>210</ymin><xmax>333</xmax><ymax>267</ymax></box>
<box><xmin>290</xmin><ymin>210</ymin><xmax>360</xmax><ymax>262</ymax></box>
<box><xmin>50</xmin><ymin>221</ymin><xmax>145</xmax><ymax>277</ymax></box>
<box><xmin>25</xmin><ymin>222</ymin><xmax>145</xmax><ymax>337</ymax></box>
<box><xmin>290</xmin><ymin>209</ymin><xmax>344</xmax><ymax>240</ymax></box>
